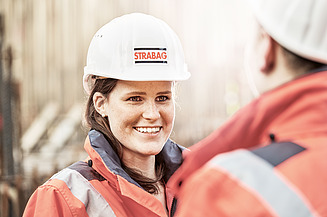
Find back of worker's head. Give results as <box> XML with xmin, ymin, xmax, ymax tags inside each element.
<box><xmin>245</xmin><ymin>0</ymin><xmax>327</xmax><ymax>95</ymax></box>
<box><xmin>250</xmin><ymin>0</ymin><xmax>327</xmax><ymax>65</ymax></box>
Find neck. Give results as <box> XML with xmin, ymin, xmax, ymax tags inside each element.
<box><xmin>259</xmin><ymin>68</ymin><xmax>295</xmax><ymax>94</ymax></box>
<box><xmin>258</xmin><ymin>46</ymin><xmax>304</xmax><ymax>94</ymax></box>
<box><xmin>122</xmin><ymin>149</ymin><xmax>157</xmax><ymax>179</ymax></box>
<box><xmin>122</xmin><ymin>148</ymin><xmax>167</xmax><ymax>212</ymax></box>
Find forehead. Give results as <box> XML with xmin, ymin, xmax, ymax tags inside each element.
<box><xmin>113</xmin><ymin>80</ymin><xmax>173</xmax><ymax>93</ymax></box>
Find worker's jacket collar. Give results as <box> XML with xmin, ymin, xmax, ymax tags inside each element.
<box><xmin>84</xmin><ymin>129</ymin><xmax>185</xmax><ymax>188</ymax></box>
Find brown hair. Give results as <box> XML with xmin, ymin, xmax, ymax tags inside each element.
<box><xmin>85</xmin><ymin>77</ymin><xmax>166</xmax><ymax>194</ymax></box>
<box><xmin>281</xmin><ymin>46</ymin><xmax>324</xmax><ymax>74</ymax></box>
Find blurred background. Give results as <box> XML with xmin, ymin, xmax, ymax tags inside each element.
<box><xmin>0</xmin><ymin>0</ymin><xmax>255</xmax><ymax>216</ymax></box>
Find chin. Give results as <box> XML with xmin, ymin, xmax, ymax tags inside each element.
<box><xmin>132</xmin><ymin>139</ymin><xmax>167</xmax><ymax>155</ymax></box>
<box><xmin>140</xmin><ymin>146</ymin><xmax>165</xmax><ymax>156</ymax></box>
<box><xmin>142</xmin><ymin>148</ymin><xmax>164</xmax><ymax>156</ymax></box>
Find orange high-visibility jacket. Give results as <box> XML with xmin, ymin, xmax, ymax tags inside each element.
<box><xmin>23</xmin><ymin>130</ymin><xmax>185</xmax><ymax>217</ymax></box>
<box><xmin>169</xmin><ymin>67</ymin><xmax>327</xmax><ymax>217</ymax></box>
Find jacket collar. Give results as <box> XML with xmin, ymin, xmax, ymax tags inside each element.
<box><xmin>168</xmin><ymin>68</ymin><xmax>327</xmax><ymax>195</ymax></box>
<box><xmin>84</xmin><ymin>129</ymin><xmax>185</xmax><ymax>188</ymax></box>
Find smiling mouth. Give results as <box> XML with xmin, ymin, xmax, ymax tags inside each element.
<box><xmin>134</xmin><ymin>127</ymin><xmax>162</xmax><ymax>134</ymax></box>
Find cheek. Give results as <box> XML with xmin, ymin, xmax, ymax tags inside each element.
<box><xmin>162</xmin><ymin>103</ymin><xmax>175</xmax><ymax>126</ymax></box>
<box><xmin>107</xmin><ymin>106</ymin><xmax>134</xmax><ymax>134</ymax></box>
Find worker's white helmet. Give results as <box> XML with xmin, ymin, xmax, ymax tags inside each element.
<box><xmin>83</xmin><ymin>13</ymin><xmax>190</xmax><ymax>94</ymax></box>
<box><xmin>248</xmin><ymin>0</ymin><xmax>327</xmax><ymax>64</ymax></box>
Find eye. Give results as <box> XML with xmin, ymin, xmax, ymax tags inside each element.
<box><xmin>156</xmin><ymin>96</ymin><xmax>169</xmax><ymax>102</ymax></box>
<box><xmin>127</xmin><ymin>96</ymin><xmax>142</xmax><ymax>102</ymax></box>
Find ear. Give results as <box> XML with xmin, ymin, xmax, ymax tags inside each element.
<box><xmin>93</xmin><ymin>92</ymin><xmax>107</xmax><ymax>116</ymax></box>
<box><xmin>259</xmin><ymin>31</ymin><xmax>276</xmax><ymax>74</ymax></box>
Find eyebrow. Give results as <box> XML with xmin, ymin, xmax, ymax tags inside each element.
<box><xmin>126</xmin><ymin>90</ymin><xmax>172</xmax><ymax>95</ymax></box>
<box><xmin>126</xmin><ymin>91</ymin><xmax>146</xmax><ymax>95</ymax></box>
<box><xmin>157</xmin><ymin>91</ymin><xmax>172</xmax><ymax>95</ymax></box>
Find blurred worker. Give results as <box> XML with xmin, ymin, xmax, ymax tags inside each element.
<box><xmin>23</xmin><ymin>13</ymin><xmax>190</xmax><ymax>217</ymax></box>
<box><xmin>168</xmin><ymin>0</ymin><xmax>327</xmax><ymax>216</ymax></box>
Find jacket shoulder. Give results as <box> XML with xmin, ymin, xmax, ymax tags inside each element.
<box><xmin>23</xmin><ymin>177</ymin><xmax>87</xmax><ymax>217</ymax></box>
<box><xmin>177</xmin><ymin>144</ymin><xmax>313</xmax><ymax>217</ymax></box>
<box><xmin>23</xmin><ymin>161</ymin><xmax>115</xmax><ymax>217</ymax></box>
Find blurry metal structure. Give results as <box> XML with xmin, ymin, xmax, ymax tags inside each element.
<box><xmin>0</xmin><ymin>13</ymin><xmax>22</xmax><ymax>217</ymax></box>
<box><xmin>0</xmin><ymin>14</ymin><xmax>3</xmax><ymax>176</ymax></box>
<box><xmin>1</xmin><ymin>46</ymin><xmax>14</xmax><ymax>181</ymax></box>
<box><xmin>21</xmin><ymin>102</ymin><xmax>59</xmax><ymax>153</ymax></box>
<box><xmin>23</xmin><ymin>103</ymin><xmax>84</xmax><ymax>178</ymax></box>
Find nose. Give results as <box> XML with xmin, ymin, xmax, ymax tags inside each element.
<box><xmin>142</xmin><ymin>102</ymin><xmax>160</xmax><ymax>120</ymax></box>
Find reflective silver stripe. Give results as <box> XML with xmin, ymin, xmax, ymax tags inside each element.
<box><xmin>209</xmin><ymin>150</ymin><xmax>315</xmax><ymax>217</ymax></box>
<box><xmin>50</xmin><ymin>168</ymin><xmax>116</xmax><ymax>217</ymax></box>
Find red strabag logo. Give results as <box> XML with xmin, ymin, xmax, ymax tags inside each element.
<box><xmin>134</xmin><ymin>48</ymin><xmax>168</xmax><ymax>64</ymax></box>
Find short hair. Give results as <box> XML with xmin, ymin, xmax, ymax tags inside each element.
<box><xmin>281</xmin><ymin>46</ymin><xmax>324</xmax><ymax>73</ymax></box>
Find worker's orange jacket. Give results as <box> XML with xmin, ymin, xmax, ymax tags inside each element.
<box><xmin>23</xmin><ymin>130</ymin><xmax>185</xmax><ymax>217</ymax></box>
<box><xmin>168</xmin><ymin>67</ymin><xmax>327</xmax><ymax>217</ymax></box>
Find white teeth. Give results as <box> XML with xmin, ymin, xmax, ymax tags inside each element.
<box><xmin>135</xmin><ymin>127</ymin><xmax>160</xmax><ymax>133</ymax></box>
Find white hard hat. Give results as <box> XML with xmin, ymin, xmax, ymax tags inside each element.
<box><xmin>83</xmin><ymin>13</ymin><xmax>190</xmax><ymax>94</ymax></box>
<box><xmin>248</xmin><ymin>0</ymin><xmax>327</xmax><ymax>64</ymax></box>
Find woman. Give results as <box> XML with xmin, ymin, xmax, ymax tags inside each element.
<box><xmin>23</xmin><ymin>13</ymin><xmax>190</xmax><ymax>217</ymax></box>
